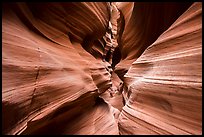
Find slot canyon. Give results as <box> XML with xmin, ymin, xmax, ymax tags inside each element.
<box><xmin>2</xmin><ymin>2</ymin><xmax>202</xmax><ymax>135</ymax></box>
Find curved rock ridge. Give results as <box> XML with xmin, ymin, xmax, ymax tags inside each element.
<box><xmin>2</xmin><ymin>3</ymin><xmax>114</xmax><ymax>135</ymax></box>
<box><xmin>119</xmin><ymin>2</ymin><xmax>202</xmax><ymax>135</ymax></box>
<box><xmin>115</xmin><ymin>2</ymin><xmax>193</xmax><ymax>79</ymax></box>
<box><xmin>2</xmin><ymin>2</ymin><xmax>202</xmax><ymax>135</ymax></box>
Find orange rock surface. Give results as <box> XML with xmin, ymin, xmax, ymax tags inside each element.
<box><xmin>2</xmin><ymin>2</ymin><xmax>202</xmax><ymax>135</ymax></box>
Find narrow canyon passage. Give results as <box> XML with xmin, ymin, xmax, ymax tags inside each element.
<box><xmin>2</xmin><ymin>2</ymin><xmax>202</xmax><ymax>135</ymax></box>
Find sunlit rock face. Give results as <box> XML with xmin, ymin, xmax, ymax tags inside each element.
<box><xmin>2</xmin><ymin>2</ymin><xmax>202</xmax><ymax>135</ymax></box>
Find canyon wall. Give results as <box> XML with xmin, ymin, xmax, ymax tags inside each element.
<box><xmin>2</xmin><ymin>2</ymin><xmax>202</xmax><ymax>135</ymax></box>
<box><xmin>2</xmin><ymin>2</ymin><xmax>118</xmax><ymax>135</ymax></box>
<box><xmin>118</xmin><ymin>2</ymin><xmax>202</xmax><ymax>135</ymax></box>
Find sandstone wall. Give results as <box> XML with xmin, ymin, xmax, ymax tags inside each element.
<box><xmin>2</xmin><ymin>2</ymin><xmax>202</xmax><ymax>135</ymax></box>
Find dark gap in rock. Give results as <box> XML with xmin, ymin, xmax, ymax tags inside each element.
<box><xmin>105</xmin><ymin>49</ymin><xmax>111</xmax><ymax>62</ymax></box>
<box><xmin>81</xmin><ymin>34</ymin><xmax>93</xmax><ymax>53</ymax></box>
<box><xmin>122</xmin><ymin>96</ymin><xmax>126</xmax><ymax>106</ymax></box>
<box><xmin>112</xmin><ymin>46</ymin><xmax>121</xmax><ymax>68</ymax></box>
<box><xmin>95</xmin><ymin>96</ymin><xmax>106</xmax><ymax>105</ymax></box>
<box><xmin>111</xmin><ymin>9</ymin><xmax>125</xmax><ymax>68</ymax></box>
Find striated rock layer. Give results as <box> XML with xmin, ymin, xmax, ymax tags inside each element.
<box><xmin>2</xmin><ymin>2</ymin><xmax>117</xmax><ymax>135</ymax></box>
<box><xmin>115</xmin><ymin>2</ymin><xmax>193</xmax><ymax>79</ymax></box>
<box><xmin>2</xmin><ymin>2</ymin><xmax>202</xmax><ymax>135</ymax></box>
<box><xmin>119</xmin><ymin>2</ymin><xmax>202</xmax><ymax>135</ymax></box>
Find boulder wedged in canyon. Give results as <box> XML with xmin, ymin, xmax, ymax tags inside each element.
<box><xmin>2</xmin><ymin>2</ymin><xmax>202</xmax><ymax>135</ymax></box>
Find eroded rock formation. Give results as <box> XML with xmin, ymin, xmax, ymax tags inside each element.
<box><xmin>2</xmin><ymin>2</ymin><xmax>202</xmax><ymax>135</ymax></box>
<box><xmin>119</xmin><ymin>2</ymin><xmax>202</xmax><ymax>135</ymax></box>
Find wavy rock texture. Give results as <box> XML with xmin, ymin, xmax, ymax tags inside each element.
<box><xmin>115</xmin><ymin>2</ymin><xmax>193</xmax><ymax>79</ymax></box>
<box><xmin>2</xmin><ymin>2</ymin><xmax>117</xmax><ymax>135</ymax></box>
<box><xmin>2</xmin><ymin>2</ymin><xmax>202</xmax><ymax>135</ymax></box>
<box><xmin>119</xmin><ymin>2</ymin><xmax>202</xmax><ymax>135</ymax></box>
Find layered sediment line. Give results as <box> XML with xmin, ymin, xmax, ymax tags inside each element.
<box><xmin>119</xmin><ymin>2</ymin><xmax>202</xmax><ymax>135</ymax></box>
<box><xmin>2</xmin><ymin>2</ymin><xmax>202</xmax><ymax>135</ymax></box>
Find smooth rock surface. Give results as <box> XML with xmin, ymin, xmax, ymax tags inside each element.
<box><xmin>2</xmin><ymin>3</ymin><xmax>115</xmax><ymax>135</ymax></box>
<box><xmin>119</xmin><ymin>2</ymin><xmax>202</xmax><ymax>135</ymax></box>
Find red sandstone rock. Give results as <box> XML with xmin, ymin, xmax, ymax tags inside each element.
<box><xmin>119</xmin><ymin>2</ymin><xmax>202</xmax><ymax>135</ymax></box>
<box><xmin>115</xmin><ymin>2</ymin><xmax>193</xmax><ymax>77</ymax></box>
<box><xmin>2</xmin><ymin>3</ymin><xmax>114</xmax><ymax>135</ymax></box>
<box><xmin>2</xmin><ymin>2</ymin><xmax>202</xmax><ymax>135</ymax></box>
